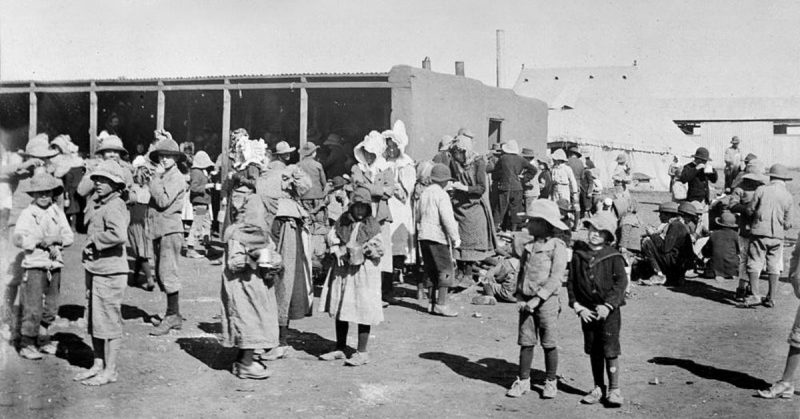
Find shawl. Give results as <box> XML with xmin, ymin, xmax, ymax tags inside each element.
<box><xmin>334</xmin><ymin>212</ymin><xmax>381</xmax><ymax>246</ymax></box>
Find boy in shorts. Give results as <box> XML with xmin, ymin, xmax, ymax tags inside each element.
<box><xmin>506</xmin><ymin>199</ymin><xmax>568</xmax><ymax>399</ymax></box>
<box><xmin>568</xmin><ymin>212</ymin><xmax>628</xmax><ymax>407</ymax></box>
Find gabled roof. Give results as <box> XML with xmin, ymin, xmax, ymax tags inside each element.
<box><xmin>659</xmin><ymin>97</ymin><xmax>800</xmax><ymax>121</ymax></box>
<box><xmin>513</xmin><ymin>65</ymin><xmax>647</xmax><ymax>108</ymax></box>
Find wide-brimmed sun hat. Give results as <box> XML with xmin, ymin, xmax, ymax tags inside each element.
<box><xmin>274</xmin><ymin>141</ymin><xmax>296</xmax><ymax>155</ymax></box>
<box><xmin>678</xmin><ymin>202</ymin><xmax>698</xmax><ymax>217</ymax></box>
<box><xmin>149</xmin><ymin>135</ymin><xmax>185</xmax><ymax>163</ymax></box>
<box><xmin>501</xmin><ymin>140</ymin><xmax>520</xmax><ymax>155</ymax></box>
<box><xmin>767</xmin><ymin>164</ymin><xmax>792</xmax><ymax>181</ymax></box>
<box><xmin>299</xmin><ymin>142</ymin><xmax>319</xmax><ymax>158</ymax></box>
<box><xmin>96</xmin><ymin>135</ymin><xmax>128</xmax><ymax>155</ymax></box>
<box><xmin>551</xmin><ymin>149</ymin><xmax>567</xmax><ymax>162</ymax></box>
<box><xmin>691</xmin><ymin>147</ymin><xmax>711</xmax><ymax>162</ymax></box>
<box><xmin>742</xmin><ymin>173</ymin><xmax>769</xmax><ymax>184</ymax></box>
<box><xmin>192</xmin><ymin>151</ymin><xmax>214</xmax><ymax>169</ymax></box>
<box><xmin>655</xmin><ymin>201</ymin><xmax>680</xmax><ymax>215</ymax></box>
<box><xmin>351</xmin><ymin>187</ymin><xmax>372</xmax><ymax>205</ymax></box>
<box><xmin>429</xmin><ymin>163</ymin><xmax>453</xmax><ymax>183</ymax></box>
<box><xmin>715</xmin><ymin>210</ymin><xmax>738</xmax><ymax>228</ymax></box>
<box><xmin>521</xmin><ymin>199</ymin><xmax>568</xmax><ymax>231</ymax></box>
<box><xmin>90</xmin><ymin>159</ymin><xmax>128</xmax><ymax>187</ymax></box>
<box><xmin>744</xmin><ymin>153</ymin><xmax>757</xmax><ymax>164</ymax></box>
<box><xmin>521</xmin><ymin>148</ymin><xmax>536</xmax><ymax>158</ymax></box>
<box><xmin>583</xmin><ymin>212</ymin><xmax>616</xmax><ymax>238</ymax></box>
<box><xmin>567</xmin><ymin>145</ymin><xmax>582</xmax><ymax>157</ymax></box>
<box><xmin>616</xmin><ymin>153</ymin><xmax>628</xmax><ymax>163</ymax></box>
<box><xmin>457</xmin><ymin>127</ymin><xmax>474</xmax><ymax>139</ymax></box>
<box><xmin>331</xmin><ymin>176</ymin><xmax>348</xmax><ymax>189</ymax></box>
<box><xmin>23</xmin><ymin>171</ymin><xmax>63</xmax><ymax>195</ymax></box>
<box><xmin>556</xmin><ymin>198</ymin><xmax>573</xmax><ymax>213</ymax></box>
<box><xmin>21</xmin><ymin>134</ymin><xmax>58</xmax><ymax>159</ymax></box>
<box><xmin>537</xmin><ymin>154</ymin><xmax>553</xmax><ymax>168</ymax></box>
<box><xmin>731</xmin><ymin>136</ymin><xmax>740</xmax><ymax>145</ymax></box>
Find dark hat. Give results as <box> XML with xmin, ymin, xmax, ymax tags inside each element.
<box><xmin>767</xmin><ymin>164</ymin><xmax>792</xmax><ymax>180</ymax></box>
<box><xmin>715</xmin><ymin>210</ymin><xmax>738</xmax><ymax>228</ymax></box>
<box><xmin>678</xmin><ymin>202</ymin><xmax>698</xmax><ymax>217</ymax></box>
<box><xmin>521</xmin><ymin>148</ymin><xmax>536</xmax><ymax>158</ymax></box>
<box><xmin>731</xmin><ymin>136</ymin><xmax>740</xmax><ymax>145</ymax></box>
<box><xmin>331</xmin><ymin>176</ymin><xmax>348</xmax><ymax>189</ymax></box>
<box><xmin>691</xmin><ymin>147</ymin><xmax>711</xmax><ymax>162</ymax></box>
<box><xmin>149</xmin><ymin>136</ymin><xmax>185</xmax><ymax>163</ymax></box>
<box><xmin>655</xmin><ymin>201</ymin><xmax>680</xmax><ymax>214</ymax></box>
<box><xmin>490</xmin><ymin>143</ymin><xmax>503</xmax><ymax>154</ymax></box>
<box><xmin>351</xmin><ymin>187</ymin><xmax>372</xmax><ymax>205</ymax></box>
<box><xmin>567</xmin><ymin>145</ymin><xmax>582</xmax><ymax>157</ymax></box>
<box><xmin>430</xmin><ymin>163</ymin><xmax>453</xmax><ymax>183</ymax></box>
<box><xmin>23</xmin><ymin>172</ymin><xmax>63</xmax><ymax>195</ymax></box>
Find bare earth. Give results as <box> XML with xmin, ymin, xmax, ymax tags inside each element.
<box><xmin>3</xmin><ymin>183</ymin><xmax>800</xmax><ymax>419</ymax></box>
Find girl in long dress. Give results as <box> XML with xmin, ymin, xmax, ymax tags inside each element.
<box><xmin>351</xmin><ymin>131</ymin><xmax>396</xmax><ymax>303</ymax></box>
<box><xmin>382</xmin><ymin>121</ymin><xmax>417</xmax><ymax>282</ymax></box>
<box><xmin>319</xmin><ymin>187</ymin><xmax>384</xmax><ymax>366</ymax></box>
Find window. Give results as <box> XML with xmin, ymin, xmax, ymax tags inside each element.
<box><xmin>773</xmin><ymin>122</ymin><xmax>800</xmax><ymax>135</ymax></box>
<box><xmin>488</xmin><ymin>119</ymin><xmax>502</xmax><ymax>144</ymax></box>
<box><xmin>675</xmin><ymin>121</ymin><xmax>700</xmax><ymax>136</ymax></box>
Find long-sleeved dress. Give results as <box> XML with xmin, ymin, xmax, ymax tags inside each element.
<box><xmin>386</xmin><ymin>154</ymin><xmax>417</xmax><ymax>263</ymax></box>
<box><xmin>449</xmin><ymin>155</ymin><xmax>496</xmax><ymax>262</ymax></box>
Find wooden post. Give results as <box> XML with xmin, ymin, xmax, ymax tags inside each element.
<box><xmin>89</xmin><ymin>82</ymin><xmax>98</xmax><ymax>154</ymax></box>
<box><xmin>156</xmin><ymin>81</ymin><xmax>165</xmax><ymax>131</ymax></box>
<box><xmin>28</xmin><ymin>83</ymin><xmax>37</xmax><ymax>140</ymax></box>
<box><xmin>221</xmin><ymin>80</ymin><xmax>231</xmax><ymax>182</ymax></box>
<box><xmin>299</xmin><ymin>86</ymin><xmax>308</xmax><ymax>148</ymax></box>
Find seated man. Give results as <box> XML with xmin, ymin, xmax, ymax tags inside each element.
<box><xmin>639</xmin><ymin>202</ymin><xmax>695</xmax><ymax>287</ymax></box>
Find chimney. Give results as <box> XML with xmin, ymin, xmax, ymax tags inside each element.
<box><xmin>496</xmin><ymin>29</ymin><xmax>505</xmax><ymax>87</ymax></box>
<box><xmin>422</xmin><ymin>57</ymin><xmax>431</xmax><ymax>70</ymax></box>
<box><xmin>455</xmin><ymin>61</ymin><xmax>465</xmax><ymax>77</ymax></box>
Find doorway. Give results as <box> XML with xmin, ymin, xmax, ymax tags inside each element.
<box><xmin>488</xmin><ymin>118</ymin><xmax>502</xmax><ymax>145</ymax></box>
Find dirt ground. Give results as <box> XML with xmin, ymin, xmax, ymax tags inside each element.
<box><xmin>3</xmin><ymin>182</ymin><xmax>800</xmax><ymax>418</ymax></box>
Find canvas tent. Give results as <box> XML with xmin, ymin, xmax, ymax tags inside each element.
<box><xmin>514</xmin><ymin>65</ymin><xmax>699</xmax><ymax>191</ymax></box>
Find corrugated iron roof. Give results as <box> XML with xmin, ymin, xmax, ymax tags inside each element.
<box><xmin>1</xmin><ymin>71</ymin><xmax>389</xmax><ymax>85</ymax></box>
<box><xmin>659</xmin><ymin>97</ymin><xmax>800</xmax><ymax>121</ymax></box>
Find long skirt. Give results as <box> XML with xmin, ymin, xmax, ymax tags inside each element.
<box><xmin>319</xmin><ymin>259</ymin><xmax>383</xmax><ymax>325</ymax></box>
<box><xmin>453</xmin><ymin>200</ymin><xmax>495</xmax><ymax>262</ymax></box>
<box><xmin>275</xmin><ymin>219</ymin><xmax>313</xmax><ymax>325</ymax></box>
<box><xmin>220</xmin><ymin>268</ymin><xmax>279</xmax><ymax>349</ymax></box>
<box><xmin>388</xmin><ymin>196</ymin><xmax>415</xmax><ymax>263</ymax></box>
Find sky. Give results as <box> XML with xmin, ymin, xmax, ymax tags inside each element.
<box><xmin>1</xmin><ymin>0</ymin><xmax>799</xmax><ymax>98</ymax></box>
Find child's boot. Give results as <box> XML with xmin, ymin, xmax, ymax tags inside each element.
<box><xmin>506</xmin><ymin>377</ymin><xmax>530</xmax><ymax>398</ymax></box>
<box><xmin>542</xmin><ymin>378</ymin><xmax>558</xmax><ymax>399</ymax></box>
<box><xmin>580</xmin><ymin>386</ymin><xmax>604</xmax><ymax>404</ymax></box>
<box><xmin>734</xmin><ymin>286</ymin><xmax>746</xmax><ymax>302</ymax></box>
<box><xmin>606</xmin><ymin>388</ymin><xmax>624</xmax><ymax>407</ymax></box>
<box><xmin>416</xmin><ymin>283</ymin><xmax>427</xmax><ymax>302</ymax></box>
<box><xmin>38</xmin><ymin>326</ymin><xmax>57</xmax><ymax>355</ymax></box>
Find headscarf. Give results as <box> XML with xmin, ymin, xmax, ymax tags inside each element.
<box><xmin>382</xmin><ymin>120</ymin><xmax>414</xmax><ymax>168</ymax></box>
<box><xmin>354</xmin><ymin>130</ymin><xmax>390</xmax><ymax>174</ymax></box>
<box><xmin>450</xmin><ymin>134</ymin><xmax>478</xmax><ymax>165</ymax></box>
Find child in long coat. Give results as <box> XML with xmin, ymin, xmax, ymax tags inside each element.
<box><xmin>220</xmin><ymin>194</ymin><xmax>281</xmax><ymax>379</ymax></box>
<box><xmin>319</xmin><ymin>187</ymin><xmax>385</xmax><ymax>366</ymax></box>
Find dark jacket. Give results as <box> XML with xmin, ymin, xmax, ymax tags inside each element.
<box><xmin>189</xmin><ymin>168</ymin><xmax>211</xmax><ymax>205</ymax></box>
<box><xmin>701</xmin><ymin>228</ymin><xmax>739</xmax><ymax>278</ymax></box>
<box><xmin>490</xmin><ymin>154</ymin><xmax>537</xmax><ymax>192</ymax></box>
<box><xmin>566</xmin><ymin>157</ymin><xmax>585</xmax><ymax>191</ymax></box>
<box><xmin>679</xmin><ymin>162</ymin><xmax>718</xmax><ymax>203</ymax></box>
<box><xmin>567</xmin><ymin>241</ymin><xmax>628</xmax><ymax>310</ymax></box>
<box><xmin>321</xmin><ymin>144</ymin><xmax>348</xmax><ymax>179</ymax></box>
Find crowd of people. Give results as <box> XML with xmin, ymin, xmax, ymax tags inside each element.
<box><xmin>2</xmin><ymin>127</ymin><xmax>799</xmax><ymax>403</ymax></box>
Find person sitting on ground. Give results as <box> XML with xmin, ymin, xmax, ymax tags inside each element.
<box><xmin>473</xmin><ymin>233</ymin><xmax>520</xmax><ymax>305</ymax></box>
<box><xmin>12</xmin><ymin>172</ymin><xmax>73</xmax><ymax>360</ymax></box>
<box><xmin>506</xmin><ymin>199</ymin><xmax>568</xmax><ymax>400</ymax></box>
<box><xmin>700</xmin><ymin>210</ymin><xmax>740</xmax><ymax>281</ymax></box>
<box><xmin>567</xmin><ymin>212</ymin><xmax>628</xmax><ymax>407</ymax></box>
<box><xmin>639</xmin><ymin>202</ymin><xmax>695</xmax><ymax>287</ymax></box>
<box><xmin>741</xmin><ymin>164</ymin><xmax>795</xmax><ymax>308</ymax></box>
<box><xmin>415</xmin><ymin>163</ymin><xmax>461</xmax><ymax>316</ymax></box>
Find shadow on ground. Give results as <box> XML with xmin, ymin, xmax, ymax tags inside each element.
<box><xmin>57</xmin><ymin>305</ymin><xmax>84</xmax><ymax>321</ymax></box>
<box><xmin>53</xmin><ymin>332</ymin><xmax>93</xmax><ymax>369</ymax></box>
<box><xmin>176</xmin><ymin>337</ymin><xmax>236</xmax><ymax>371</ymax></box>
<box><xmin>648</xmin><ymin>356</ymin><xmax>770</xmax><ymax>390</ymax></box>
<box><xmin>666</xmin><ymin>280</ymin><xmax>736</xmax><ymax>306</ymax></box>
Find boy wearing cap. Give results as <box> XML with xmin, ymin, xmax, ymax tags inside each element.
<box><xmin>74</xmin><ymin>160</ymin><xmax>129</xmax><ymax>386</ymax></box>
<box><xmin>148</xmin><ymin>133</ymin><xmax>188</xmax><ymax>335</ymax></box>
<box><xmin>701</xmin><ymin>210</ymin><xmax>740</xmax><ymax>281</ymax></box>
<box><xmin>12</xmin><ymin>172</ymin><xmax>73</xmax><ymax>360</ymax></box>
<box><xmin>742</xmin><ymin>164</ymin><xmax>795</xmax><ymax>308</ymax></box>
<box><xmin>568</xmin><ymin>212</ymin><xmax>628</xmax><ymax>407</ymax></box>
<box><xmin>77</xmin><ymin>135</ymin><xmax>133</xmax><ymax>197</ymax></box>
<box><xmin>416</xmin><ymin>163</ymin><xmax>461</xmax><ymax>316</ymax></box>
<box><xmin>728</xmin><ymin>168</ymin><xmax>765</xmax><ymax>301</ymax></box>
<box><xmin>186</xmin><ymin>151</ymin><xmax>216</xmax><ymax>259</ymax></box>
<box><xmin>506</xmin><ymin>199</ymin><xmax>568</xmax><ymax>399</ymax></box>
